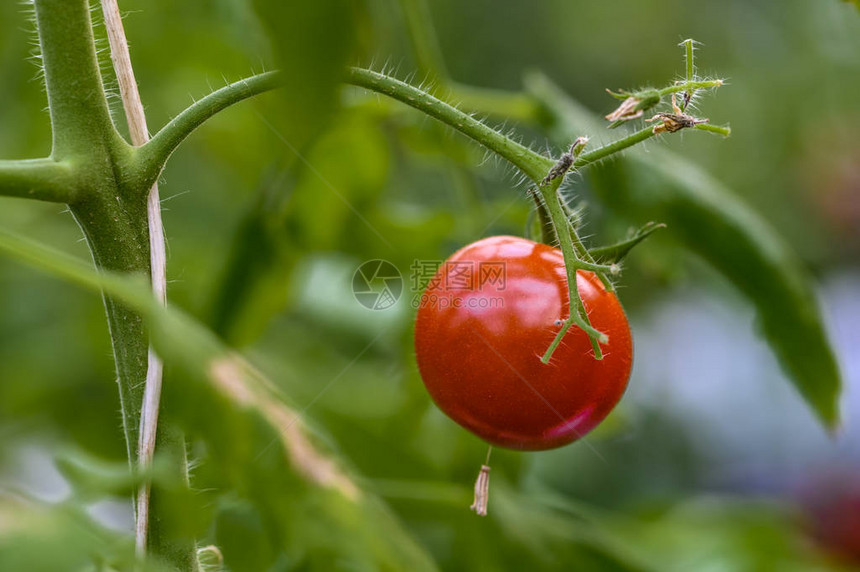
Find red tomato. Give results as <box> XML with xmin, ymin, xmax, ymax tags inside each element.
<box><xmin>414</xmin><ymin>235</ymin><xmax>633</xmax><ymax>451</ymax></box>
<box><xmin>801</xmin><ymin>474</ymin><xmax>860</xmax><ymax>565</ymax></box>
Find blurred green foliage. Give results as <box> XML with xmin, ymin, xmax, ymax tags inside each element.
<box><xmin>1</xmin><ymin>0</ymin><xmax>859</xmax><ymax>570</ymax></box>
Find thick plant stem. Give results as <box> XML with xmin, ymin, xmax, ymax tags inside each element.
<box><xmin>101</xmin><ymin>0</ymin><xmax>164</xmax><ymax>550</ymax></box>
<box><xmin>69</xmin><ymin>194</ymin><xmax>150</xmax><ymax>459</ymax></box>
<box><xmin>100</xmin><ymin>0</ymin><xmax>186</xmax><ymax>563</ymax></box>
<box><xmin>33</xmin><ymin>0</ymin><xmax>122</xmax><ymax>160</ymax></box>
<box><xmin>31</xmin><ymin>0</ymin><xmax>193</xmax><ymax>568</ymax></box>
<box><xmin>33</xmin><ymin>0</ymin><xmax>146</xmax><ymax>455</ymax></box>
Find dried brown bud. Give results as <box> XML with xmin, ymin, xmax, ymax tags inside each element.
<box><xmin>605</xmin><ymin>90</ymin><xmax>661</xmax><ymax>123</ymax></box>
<box><xmin>541</xmin><ymin>137</ymin><xmax>588</xmax><ymax>186</ymax></box>
<box><xmin>647</xmin><ymin>113</ymin><xmax>709</xmax><ymax>134</ymax></box>
<box><xmin>605</xmin><ymin>97</ymin><xmax>643</xmax><ymax>122</ymax></box>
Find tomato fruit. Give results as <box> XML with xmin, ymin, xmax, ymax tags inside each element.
<box><xmin>801</xmin><ymin>473</ymin><xmax>860</xmax><ymax>565</ymax></box>
<box><xmin>414</xmin><ymin>235</ymin><xmax>633</xmax><ymax>451</ymax></box>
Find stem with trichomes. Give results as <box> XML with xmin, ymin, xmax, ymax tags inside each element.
<box><xmin>100</xmin><ymin>0</ymin><xmax>180</xmax><ymax>561</ymax></box>
<box><xmin>4</xmin><ymin>21</ymin><xmax>728</xmax><ymax>398</ymax></box>
<box><xmin>119</xmin><ymin>62</ymin><xmax>728</xmax><ymax>364</ymax></box>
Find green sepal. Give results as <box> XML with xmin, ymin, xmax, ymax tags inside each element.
<box><xmin>589</xmin><ymin>222</ymin><xmax>666</xmax><ymax>263</ymax></box>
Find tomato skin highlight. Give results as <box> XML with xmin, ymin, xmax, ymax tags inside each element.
<box><xmin>414</xmin><ymin>235</ymin><xmax>633</xmax><ymax>451</ymax></box>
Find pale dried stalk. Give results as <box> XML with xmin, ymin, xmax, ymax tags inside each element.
<box><xmin>470</xmin><ymin>446</ymin><xmax>493</xmax><ymax>517</ymax></box>
<box><xmin>100</xmin><ymin>0</ymin><xmax>167</xmax><ymax>556</ymax></box>
<box><xmin>470</xmin><ymin>465</ymin><xmax>491</xmax><ymax>516</ymax></box>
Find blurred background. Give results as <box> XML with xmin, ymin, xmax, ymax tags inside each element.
<box><xmin>1</xmin><ymin>0</ymin><xmax>859</xmax><ymax>570</ymax></box>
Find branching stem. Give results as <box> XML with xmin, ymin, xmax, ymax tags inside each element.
<box><xmin>135</xmin><ymin>72</ymin><xmax>283</xmax><ymax>189</ymax></box>
<box><xmin>0</xmin><ymin>158</ymin><xmax>79</xmax><ymax>203</ymax></box>
<box><xmin>346</xmin><ymin>68</ymin><xmax>555</xmax><ymax>182</ymax></box>
<box><xmin>658</xmin><ymin>79</ymin><xmax>722</xmax><ymax>97</ymax></box>
<box><xmin>538</xmin><ymin>180</ymin><xmax>607</xmax><ymax>361</ymax></box>
<box><xmin>33</xmin><ymin>0</ymin><xmax>123</xmax><ymax>159</ymax></box>
<box><xmin>6</xmin><ymin>20</ymin><xmax>728</xmax><ymax>398</ymax></box>
<box><xmin>129</xmin><ymin>65</ymin><xmax>727</xmax><ymax>364</ymax></box>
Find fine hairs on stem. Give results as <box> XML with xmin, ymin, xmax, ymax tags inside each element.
<box><xmin>100</xmin><ymin>0</ymin><xmax>168</xmax><ymax>556</ymax></box>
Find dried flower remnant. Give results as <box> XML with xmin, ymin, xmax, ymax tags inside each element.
<box><xmin>647</xmin><ymin>112</ymin><xmax>709</xmax><ymax>134</ymax></box>
<box><xmin>470</xmin><ymin>464</ymin><xmax>491</xmax><ymax>516</ymax></box>
<box><xmin>646</xmin><ymin>92</ymin><xmax>709</xmax><ymax>134</ymax></box>
<box><xmin>605</xmin><ymin>89</ymin><xmax>661</xmax><ymax>123</ymax></box>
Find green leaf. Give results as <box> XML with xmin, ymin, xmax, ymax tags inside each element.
<box><xmin>372</xmin><ymin>479</ymin><xmax>654</xmax><ymax>571</ymax></box>
<box><xmin>0</xmin><ymin>494</ymin><xmax>166</xmax><ymax>572</ymax></box>
<box><xmin>54</xmin><ymin>448</ymin><xmax>178</xmax><ymax>500</ymax></box>
<box><xmin>602</xmin><ymin>497</ymin><xmax>840</xmax><ymax>571</ymax></box>
<box><xmin>526</xmin><ymin>72</ymin><xmax>842</xmax><ymax>430</ymax></box>
<box><xmin>0</xmin><ymin>227</ymin><xmax>439</xmax><ymax>572</ymax></box>
<box><xmin>491</xmin><ymin>483</ymin><xmax>655</xmax><ymax>572</ymax></box>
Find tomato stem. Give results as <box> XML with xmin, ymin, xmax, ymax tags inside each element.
<box><xmin>685</xmin><ymin>39</ymin><xmax>696</xmax><ymax>81</ymax></box>
<box><xmin>346</xmin><ymin>67</ymin><xmax>555</xmax><ymax>183</ymax></box>
<box><xmin>658</xmin><ymin>79</ymin><xmax>723</xmax><ymax>98</ymax></box>
<box><xmin>538</xmin><ymin>178</ymin><xmax>608</xmax><ymax>362</ymax></box>
<box><xmin>527</xmin><ymin>189</ymin><xmax>556</xmax><ymax>245</ymax></box>
<box><xmin>124</xmin><ymin>46</ymin><xmax>728</xmax><ymax>369</ymax></box>
<box><xmin>0</xmin><ymin>158</ymin><xmax>78</xmax><ymax>203</ymax></box>
<box><xmin>484</xmin><ymin>445</ymin><xmax>493</xmax><ymax>465</ymax></box>
<box><xmin>693</xmin><ymin>123</ymin><xmax>732</xmax><ymax>137</ymax></box>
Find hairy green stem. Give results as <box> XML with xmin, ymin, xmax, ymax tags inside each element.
<box><xmin>574</xmin><ymin>126</ymin><xmax>658</xmax><ymax>168</ymax></box>
<box><xmin>347</xmin><ymin>67</ymin><xmax>554</xmax><ymax>182</ymax></box>
<box><xmin>136</xmin><ymin>68</ymin><xmax>727</xmax><ymax>195</ymax></box>
<box><xmin>129</xmin><ymin>66</ymin><xmax>725</xmax><ymax>366</ymax></box>
<box><xmin>538</xmin><ymin>180</ymin><xmax>607</xmax><ymax>362</ymax></box>
<box><xmin>33</xmin><ymin>0</ymin><xmax>124</xmax><ymax>160</ymax></box>
<box><xmin>27</xmin><ymin>2</ymin><xmax>195</xmax><ymax>568</ymax></box>
<box><xmin>694</xmin><ymin>123</ymin><xmax>732</xmax><ymax>137</ymax></box>
<box><xmin>136</xmin><ymin>72</ymin><xmax>282</xmax><ymax>190</ymax></box>
<box><xmin>129</xmin><ymin>65</ymin><xmax>726</xmax><ymax>367</ymax></box>
<box><xmin>136</xmin><ymin>67</ymin><xmax>555</xmax><ymax>191</ymax></box>
<box><xmin>658</xmin><ymin>79</ymin><xmax>723</xmax><ymax>98</ymax></box>
<box><xmin>32</xmin><ymin>1</ymin><xmax>150</xmax><ymax>462</ymax></box>
<box><xmin>68</xmin><ymin>192</ymin><xmax>150</xmax><ymax>459</ymax></box>
<box><xmin>0</xmin><ymin>158</ymin><xmax>79</xmax><ymax>203</ymax></box>
<box><xmin>683</xmin><ymin>39</ymin><xmax>695</xmax><ymax>84</ymax></box>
